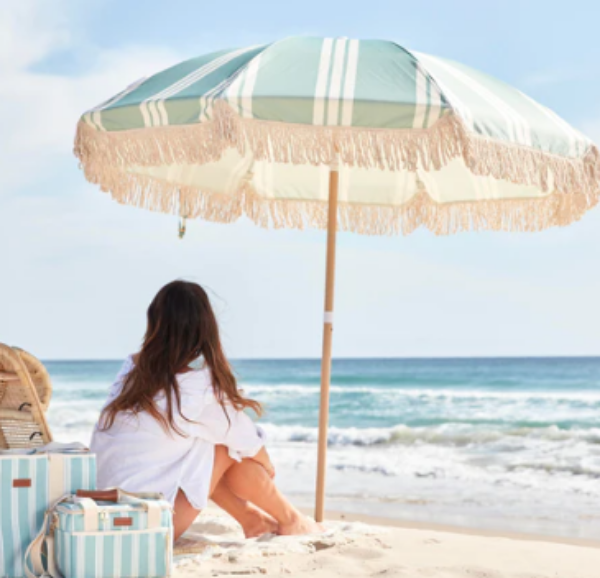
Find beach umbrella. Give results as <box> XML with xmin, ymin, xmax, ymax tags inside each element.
<box><xmin>74</xmin><ymin>37</ymin><xmax>600</xmax><ymax>522</ymax></box>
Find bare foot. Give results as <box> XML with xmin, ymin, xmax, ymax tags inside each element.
<box><xmin>278</xmin><ymin>513</ymin><xmax>325</xmax><ymax>536</ymax></box>
<box><xmin>242</xmin><ymin>509</ymin><xmax>279</xmax><ymax>538</ymax></box>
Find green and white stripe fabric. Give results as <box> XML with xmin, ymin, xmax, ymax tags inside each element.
<box><xmin>55</xmin><ymin>500</ymin><xmax>172</xmax><ymax>578</ymax></box>
<box><xmin>76</xmin><ymin>36</ymin><xmax>600</xmax><ymax>235</ymax></box>
<box><xmin>80</xmin><ymin>36</ymin><xmax>592</xmax><ymax>154</ymax></box>
<box><xmin>0</xmin><ymin>452</ymin><xmax>95</xmax><ymax>578</ymax></box>
<box><xmin>0</xmin><ymin>456</ymin><xmax>47</xmax><ymax>578</ymax></box>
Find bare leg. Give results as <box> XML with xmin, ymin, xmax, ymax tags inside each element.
<box><xmin>174</xmin><ymin>445</ymin><xmax>322</xmax><ymax>540</ymax></box>
<box><xmin>173</xmin><ymin>445</ymin><xmax>235</xmax><ymax>541</ymax></box>
<box><xmin>211</xmin><ymin>482</ymin><xmax>278</xmax><ymax>538</ymax></box>
<box><xmin>223</xmin><ymin>457</ymin><xmax>323</xmax><ymax>535</ymax></box>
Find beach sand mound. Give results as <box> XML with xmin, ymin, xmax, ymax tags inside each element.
<box><xmin>174</xmin><ymin>508</ymin><xmax>600</xmax><ymax>578</ymax></box>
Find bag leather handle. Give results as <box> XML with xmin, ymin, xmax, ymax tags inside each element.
<box><xmin>75</xmin><ymin>489</ymin><xmax>163</xmax><ymax>529</ymax></box>
<box><xmin>76</xmin><ymin>489</ymin><xmax>119</xmax><ymax>502</ymax></box>
<box><xmin>76</xmin><ymin>488</ymin><xmax>164</xmax><ymax>502</ymax></box>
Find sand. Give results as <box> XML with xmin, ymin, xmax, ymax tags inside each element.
<box><xmin>173</xmin><ymin>508</ymin><xmax>600</xmax><ymax>578</ymax></box>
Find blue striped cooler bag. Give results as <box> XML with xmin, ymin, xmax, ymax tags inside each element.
<box><xmin>25</xmin><ymin>489</ymin><xmax>173</xmax><ymax>578</ymax></box>
<box><xmin>0</xmin><ymin>443</ymin><xmax>96</xmax><ymax>578</ymax></box>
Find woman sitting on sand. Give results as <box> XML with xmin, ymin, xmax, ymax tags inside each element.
<box><xmin>90</xmin><ymin>280</ymin><xmax>322</xmax><ymax>541</ymax></box>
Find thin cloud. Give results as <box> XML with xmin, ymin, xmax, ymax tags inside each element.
<box><xmin>0</xmin><ymin>1</ymin><xmax>181</xmax><ymax>192</ymax></box>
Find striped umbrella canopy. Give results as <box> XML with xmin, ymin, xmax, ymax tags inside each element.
<box><xmin>76</xmin><ymin>36</ymin><xmax>600</xmax><ymax>235</ymax></box>
<box><xmin>75</xmin><ymin>36</ymin><xmax>600</xmax><ymax>520</ymax></box>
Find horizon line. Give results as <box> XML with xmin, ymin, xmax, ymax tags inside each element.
<box><xmin>41</xmin><ymin>354</ymin><xmax>600</xmax><ymax>363</ymax></box>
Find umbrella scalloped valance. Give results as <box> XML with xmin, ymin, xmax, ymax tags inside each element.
<box><xmin>74</xmin><ymin>37</ymin><xmax>600</xmax><ymax>235</ymax></box>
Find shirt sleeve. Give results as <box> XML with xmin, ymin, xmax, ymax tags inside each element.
<box><xmin>179</xmin><ymin>395</ymin><xmax>266</xmax><ymax>462</ymax></box>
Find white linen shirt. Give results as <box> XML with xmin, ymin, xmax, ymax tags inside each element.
<box><xmin>90</xmin><ymin>356</ymin><xmax>265</xmax><ymax>509</ymax></box>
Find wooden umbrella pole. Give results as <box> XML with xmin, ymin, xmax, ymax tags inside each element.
<box><xmin>315</xmin><ymin>164</ymin><xmax>339</xmax><ymax>523</ymax></box>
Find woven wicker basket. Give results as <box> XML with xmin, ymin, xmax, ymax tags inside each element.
<box><xmin>0</xmin><ymin>343</ymin><xmax>53</xmax><ymax>449</ymax></box>
<box><xmin>13</xmin><ymin>347</ymin><xmax>53</xmax><ymax>411</ymax></box>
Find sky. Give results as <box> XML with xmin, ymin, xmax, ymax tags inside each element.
<box><xmin>2</xmin><ymin>0</ymin><xmax>600</xmax><ymax>360</ymax></box>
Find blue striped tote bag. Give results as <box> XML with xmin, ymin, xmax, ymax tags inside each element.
<box><xmin>0</xmin><ymin>443</ymin><xmax>96</xmax><ymax>578</ymax></box>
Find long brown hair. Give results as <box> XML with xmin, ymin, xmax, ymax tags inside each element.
<box><xmin>100</xmin><ymin>280</ymin><xmax>261</xmax><ymax>435</ymax></box>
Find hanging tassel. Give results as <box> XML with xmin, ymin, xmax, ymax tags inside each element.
<box><xmin>178</xmin><ymin>216</ymin><xmax>187</xmax><ymax>239</ymax></box>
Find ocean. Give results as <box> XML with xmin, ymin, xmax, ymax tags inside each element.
<box><xmin>45</xmin><ymin>357</ymin><xmax>600</xmax><ymax>540</ymax></box>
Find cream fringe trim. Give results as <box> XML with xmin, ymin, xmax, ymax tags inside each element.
<box><xmin>74</xmin><ymin>121</ymin><xmax>223</xmax><ymax>169</ymax></box>
<box><xmin>212</xmin><ymin>101</ymin><xmax>600</xmax><ymax>198</ymax></box>
<box><xmin>85</xmin><ymin>168</ymin><xmax>597</xmax><ymax>236</ymax></box>
<box><xmin>74</xmin><ymin>102</ymin><xmax>600</xmax><ymax>235</ymax></box>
